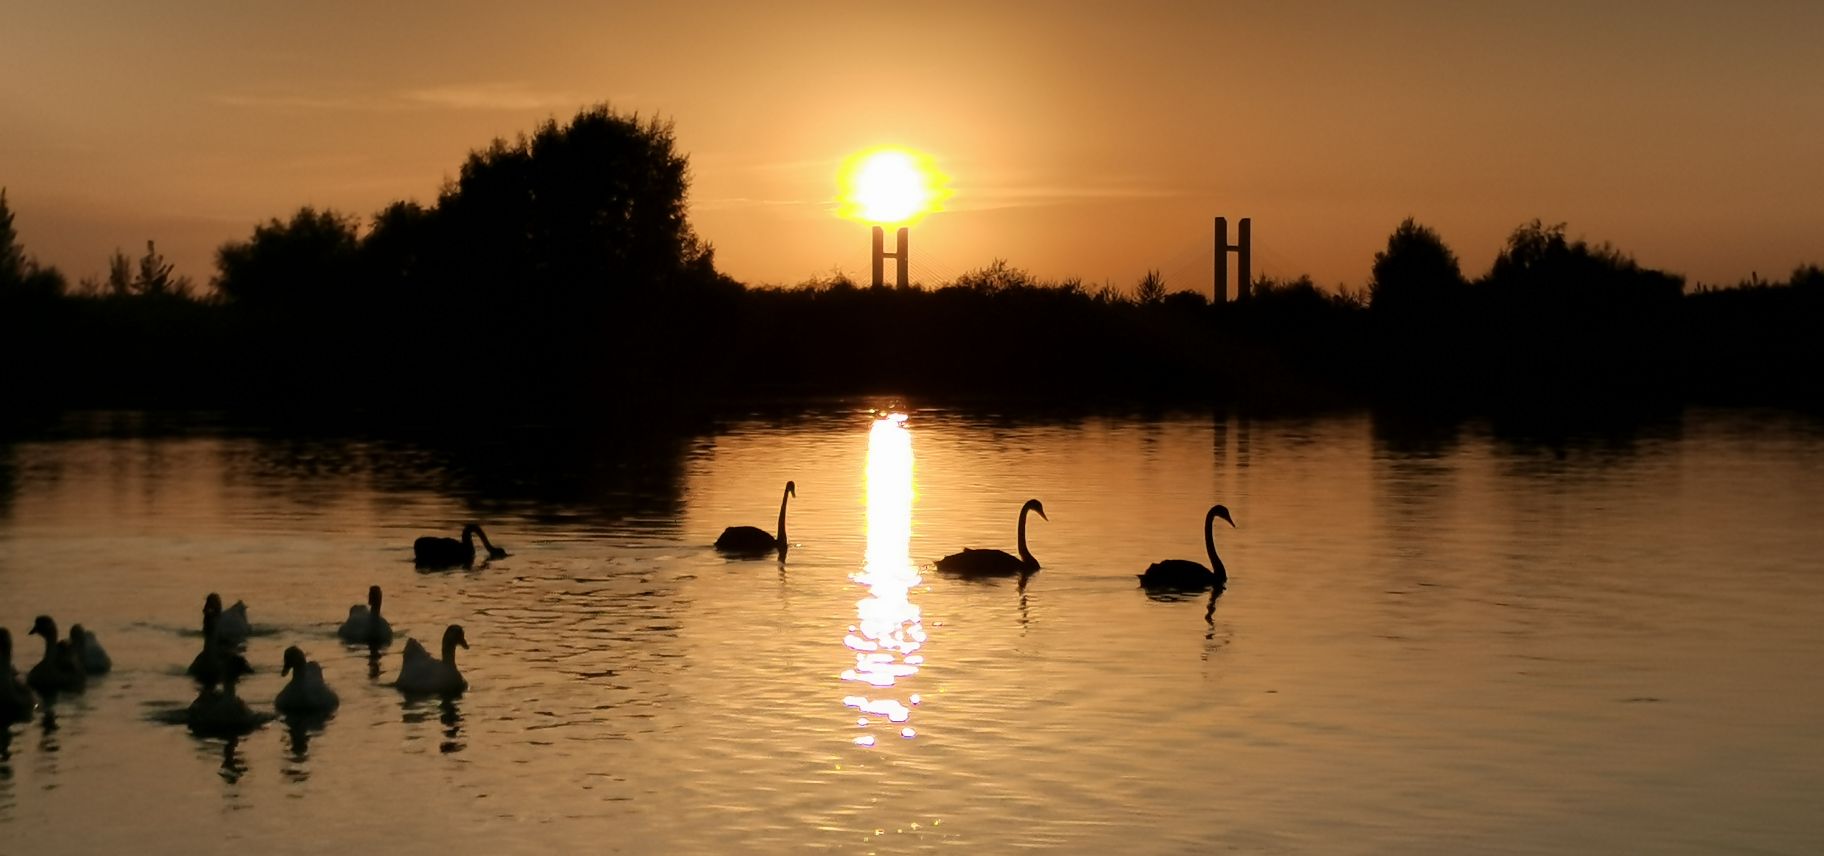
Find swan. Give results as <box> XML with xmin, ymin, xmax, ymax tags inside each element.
<box><xmin>935</xmin><ymin>499</ymin><xmax>1048</xmax><ymax>575</ymax></box>
<box><xmin>715</xmin><ymin>481</ymin><xmax>795</xmax><ymax>558</ymax></box>
<box><xmin>69</xmin><ymin>624</ymin><xmax>111</xmax><ymax>674</ymax></box>
<box><xmin>0</xmin><ymin>628</ymin><xmax>35</xmax><ymax>721</ymax></box>
<box><xmin>186</xmin><ymin>664</ymin><xmax>266</xmax><ymax>737</ymax></box>
<box><xmin>396</xmin><ymin>624</ymin><xmax>469</xmax><ymax>696</ymax></box>
<box><xmin>1138</xmin><ymin>504</ymin><xmax>1236</xmax><ymax>591</ymax></box>
<box><xmin>188</xmin><ymin>596</ymin><xmax>253</xmax><ymax>688</ymax></box>
<box><xmin>415</xmin><ymin>524</ymin><xmax>507</xmax><ymax>568</ymax></box>
<box><xmin>212</xmin><ymin>594</ymin><xmax>252</xmax><ymax>643</ymax></box>
<box><xmin>338</xmin><ymin>585</ymin><xmax>394</xmax><ymax>646</ymax></box>
<box><xmin>275</xmin><ymin>646</ymin><xmax>340</xmax><ymax>715</ymax></box>
<box><xmin>26</xmin><ymin>616</ymin><xmax>86</xmax><ymax>696</ymax></box>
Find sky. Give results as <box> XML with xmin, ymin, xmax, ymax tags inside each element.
<box><xmin>3</xmin><ymin>0</ymin><xmax>1821</xmax><ymax>296</ymax></box>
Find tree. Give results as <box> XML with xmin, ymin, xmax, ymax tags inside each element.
<box><xmin>432</xmin><ymin>104</ymin><xmax>717</xmax><ymax>302</ymax></box>
<box><xmin>1483</xmin><ymin>219</ymin><xmax>1683</xmax><ymax>309</ymax></box>
<box><xmin>0</xmin><ymin>188</ymin><xmax>67</xmax><ymax>300</ymax></box>
<box><xmin>132</xmin><ymin>240</ymin><xmax>192</xmax><ymax>297</ymax></box>
<box><xmin>1369</xmin><ymin>217</ymin><xmax>1465</xmax><ymax>313</ymax></box>
<box><xmin>215</xmin><ymin>207</ymin><xmax>361</xmax><ymax>307</ymax></box>
<box><xmin>106</xmin><ymin>249</ymin><xmax>133</xmax><ymax>296</ymax></box>
<box><xmin>1135</xmin><ymin>269</ymin><xmax>1168</xmax><ymax>305</ymax></box>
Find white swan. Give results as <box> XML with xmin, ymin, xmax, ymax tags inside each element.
<box><xmin>396</xmin><ymin>624</ymin><xmax>468</xmax><ymax>696</ymax></box>
<box><xmin>337</xmin><ymin>585</ymin><xmax>394</xmax><ymax>646</ymax></box>
<box><xmin>69</xmin><ymin>624</ymin><xmax>111</xmax><ymax>674</ymax></box>
<box><xmin>275</xmin><ymin>646</ymin><xmax>339</xmax><ymax>714</ymax></box>
<box><xmin>26</xmin><ymin>616</ymin><xmax>86</xmax><ymax>696</ymax></box>
<box><xmin>0</xmin><ymin>628</ymin><xmax>36</xmax><ymax>721</ymax></box>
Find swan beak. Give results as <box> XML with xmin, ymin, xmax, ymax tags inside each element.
<box><xmin>1216</xmin><ymin>507</ymin><xmax>1236</xmax><ymax>527</ymax></box>
<box><xmin>282</xmin><ymin>662</ymin><xmax>293</xmax><ymax>677</ymax></box>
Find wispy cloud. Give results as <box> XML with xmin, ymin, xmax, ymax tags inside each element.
<box><xmin>210</xmin><ymin>83</ymin><xmax>588</xmax><ymax>113</ymax></box>
<box><xmin>399</xmin><ymin>83</ymin><xmax>580</xmax><ymax>112</ymax></box>
<box><xmin>954</xmin><ymin>178</ymin><xmax>1196</xmax><ymax>212</ymax></box>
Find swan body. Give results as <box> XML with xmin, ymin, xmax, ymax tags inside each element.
<box><xmin>715</xmin><ymin>480</ymin><xmax>795</xmax><ymax>557</ymax></box>
<box><xmin>935</xmin><ymin>499</ymin><xmax>1048</xmax><ymax>575</ymax></box>
<box><xmin>70</xmin><ymin>624</ymin><xmax>111</xmax><ymax>674</ymax></box>
<box><xmin>1138</xmin><ymin>504</ymin><xmax>1236</xmax><ymax>591</ymax></box>
<box><xmin>415</xmin><ymin>524</ymin><xmax>507</xmax><ymax>568</ymax></box>
<box><xmin>397</xmin><ymin>624</ymin><xmax>469</xmax><ymax>696</ymax></box>
<box><xmin>186</xmin><ymin>669</ymin><xmax>266</xmax><ymax>737</ymax></box>
<box><xmin>188</xmin><ymin>596</ymin><xmax>253</xmax><ymax>688</ymax></box>
<box><xmin>338</xmin><ymin>585</ymin><xmax>394</xmax><ymax>646</ymax></box>
<box><xmin>197</xmin><ymin>593</ymin><xmax>251</xmax><ymax>644</ymax></box>
<box><xmin>0</xmin><ymin>628</ymin><xmax>36</xmax><ymax>721</ymax></box>
<box><xmin>275</xmin><ymin>646</ymin><xmax>340</xmax><ymax>714</ymax></box>
<box><xmin>26</xmin><ymin>616</ymin><xmax>86</xmax><ymax>696</ymax></box>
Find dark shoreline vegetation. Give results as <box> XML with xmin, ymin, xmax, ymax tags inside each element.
<box><xmin>4</xmin><ymin>104</ymin><xmax>1822</xmax><ymax>424</ymax></box>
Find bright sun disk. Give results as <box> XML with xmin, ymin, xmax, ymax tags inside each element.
<box><xmin>838</xmin><ymin>148</ymin><xmax>949</xmax><ymax>225</ymax></box>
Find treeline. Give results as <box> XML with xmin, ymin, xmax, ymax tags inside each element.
<box><xmin>3</xmin><ymin>104</ymin><xmax>1821</xmax><ymax>416</ymax></box>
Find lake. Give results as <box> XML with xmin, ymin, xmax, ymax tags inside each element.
<box><xmin>2</xmin><ymin>405</ymin><xmax>1821</xmax><ymax>854</ymax></box>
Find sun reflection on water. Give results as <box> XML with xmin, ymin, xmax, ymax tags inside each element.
<box><xmin>842</xmin><ymin>412</ymin><xmax>924</xmax><ymax>743</ymax></box>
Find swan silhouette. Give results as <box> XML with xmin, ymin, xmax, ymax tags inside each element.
<box><xmin>0</xmin><ymin>628</ymin><xmax>36</xmax><ymax>721</ymax></box>
<box><xmin>716</xmin><ymin>481</ymin><xmax>795</xmax><ymax>558</ymax></box>
<box><xmin>204</xmin><ymin>593</ymin><xmax>252</xmax><ymax>644</ymax></box>
<box><xmin>26</xmin><ymin>616</ymin><xmax>86</xmax><ymax>696</ymax></box>
<box><xmin>338</xmin><ymin>585</ymin><xmax>394</xmax><ymax>647</ymax></box>
<box><xmin>186</xmin><ymin>661</ymin><xmax>267</xmax><ymax>737</ymax></box>
<box><xmin>935</xmin><ymin>499</ymin><xmax>1048</xmax><ymax>575</ymax></box>
<box><xmin>275</xmin><ymin>646</ymin><xmax>340</xmax><ymax>715</ymax></box>
<box><xmin>188</xmin><ymin>596</ymin><xmax>253</xmax><ymax>688</ymax></box>
<box><xmin>1138</xmin><ymin>504</ymin><xmax>1236</xmax><ymax>591</ymax></box>
<box><xmin>69</xmin><ymin>624</ymin><xmax>111</xmax><ymax>674</ymax></box>
<box><xmin>397</xmin><ymin>625</ymin><xmax>469</xmax><ymax>696</ymax></box>
<box><xmin>415</xmin><ymin>524</ymin><xmax>507</xmax><ymax>568</ymax></box>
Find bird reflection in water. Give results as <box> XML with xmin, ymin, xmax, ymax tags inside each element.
<box><xmin>401</xmin><ymin>696</ymin><xmax>465</xmax><ymax>754</ymax></box>
<box><xmin>219</xmin><ymin>736</ymin><xmax>248</xmax><ymax>783</ymax></box>
<box><xmin>842</xmin><ymin>413</ymin><xmax>925</xmax><ymax>743</ymax></box>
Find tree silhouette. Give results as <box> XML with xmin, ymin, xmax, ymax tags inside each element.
<box><xmin>1369</xmin><ymin>217</ymin><xmax>1465</xmax><ymax>313</ymax></box>
<box><xmin>0</xmin><ymin>188</ymin><xmax>66</xmax><ymax>300</ymax></box>
<box><xmin>215</xmin><ymin>207</ymin><xmax>360</xmax><ymax>308</ymax></box>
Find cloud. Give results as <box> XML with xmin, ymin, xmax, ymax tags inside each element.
<box><xmin>210</xmin><ymin>83</ymin><xmax>586</xmax><ymax>113</ymax></box>
<box><xmin>399</xmin><ymin>83</ymin><xmax>580</xmax><ymax>112</ymax></box>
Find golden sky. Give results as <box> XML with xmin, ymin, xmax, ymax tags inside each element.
<box><xmin>3</xmin><ymin>1</ymin><xmax>1820</xmax><ymax>293</ymax></box>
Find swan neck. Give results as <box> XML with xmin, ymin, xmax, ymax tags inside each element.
<box><xmin>442</xmin><ymin>637</ymin><xmax>461</xmax><ymax>666</ymax></box>
<box><xmin>1017</xmin><ymin>506</ymin><xmax>1036</xmax><ymax>568</ymax></box>
<box><xmin>776</xmin><ymin>488</ymin><xmax>791</xmax><ymax>544</ymax></box>
<box><xmin>472</xmin><ymin>526</ymin><xmax>496</xmax><ymax>552</ymax></box>
<box><xmin>1205</xmin><ymin>514</ymin><xmax>1226</xmax><ymax>577</ymax></box>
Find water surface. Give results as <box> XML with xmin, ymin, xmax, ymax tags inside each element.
<box><xmin>1</xmin><ymin>406</ymin><xmax>1821</xmax><ymax>854</ymax></box>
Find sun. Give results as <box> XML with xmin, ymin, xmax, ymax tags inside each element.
<box><xmin>837</xmin><ymin>148</ymin><xmax>950</xmax><ymax>226</ymax></box>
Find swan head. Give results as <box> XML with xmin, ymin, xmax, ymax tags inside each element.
<box><xmin>281</xmin><ymin>646</ymin><xmax>307</xmax><ymax>677</ymax></box>
<box><xmin>29</xmin><ymin>615</ymin><xmax>57</xmax><ymax>640</ymax></box>
<box><xmin>1210</xmin><ymin>505</ymin><xmax>1235</xmax><ymax>528</ymax></box>
<box><xmin>1024</xmin><ymin>498</ymin><xmax>1048</xmax><ymax>522</ymax></box>
<box><xmin>68</xmin><ymin>624</ymin><xmax>88</xmax><ymax>645</ymax></box>
<box><xmin>785</xmin><ymin>481</ymin><xmax>796</xmax><ymax>498</ymax></box>
<box><xmin>443</xmin><ymin>625</ymin><xmax>469</xmax><ymax>650</ymax></box>
<box><xmin>368</xmin><ymin>585</ymin><xmax>383</xmax><ymax>612</ymax></box>
<box><xmin>487</xmin><ymin>546</ymin><xmax>507</xmax><ymax>559</ymax></box>
<box><xmin>205</xmin><ymin>592</ymin><xmax>223</xmax><ymax>614</ymax></box>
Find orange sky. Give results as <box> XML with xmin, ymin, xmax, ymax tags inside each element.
<box><xmin>3</xmin><ymin>1</ymin><xmax>1820</xmax><ymax>295</ymax></box>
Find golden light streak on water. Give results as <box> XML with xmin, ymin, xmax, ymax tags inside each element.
<box><xmin>841</xmin><ymin>411</ymin><xmax>923</xmax><ymax>742</ymax></box>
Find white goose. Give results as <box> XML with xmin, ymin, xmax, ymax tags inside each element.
<box><xmin>275</xmin><ymin>646</ymin><xmax>340</xmax><ymax>715</ymax></box>
<box><xmin>396</xmin><ymin>625</ymin><xmax>469</xmax><ymax>696</ymax></box>
<box><xmin>337</xmin><ymin>585</ymin><xmax>394</xmax><ymax>647</ymax></box>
